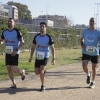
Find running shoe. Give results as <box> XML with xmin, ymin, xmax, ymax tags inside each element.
<box><xmin>89</xmin><ymin>82</ymin><xmax>95</xmax><ymax>88</ymax></box>
<box><xmin>40</xmin><ymin>85</ymin><xmax>45</xmax><ymax>92</ymax></box>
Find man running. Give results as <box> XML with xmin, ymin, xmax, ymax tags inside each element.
<box><xmin>0</xmin><ymin>18</ymin><xmax>25</xmax><ymax>89</ymax></box>
<box><xmin>29</xmin><ymin>22</ymin><xmax>55</xmax><ymax>91</ymax></box>
<box><xmin>80</xmin><ymin>17</ymin><xmax>100</xmax><ymax>88</ymax></box>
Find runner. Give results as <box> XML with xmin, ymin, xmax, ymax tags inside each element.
<box><xmin>29</xmin><ymin>22</ymin><xmax>55</xmax><ymax>91</ymax></box>
<box><xmin>0</xmin><ymin>18</ymin><xmax>25</xmax><ymax>89</ymax></box>
<box><xmin>80</xmin><ymin>17</ymin><xmax>100</xmax><ymax>88</ymax></box>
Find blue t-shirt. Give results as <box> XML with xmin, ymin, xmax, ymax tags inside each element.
<box><xmin>33</xmin><ymin>33</ymin><xmax>54</xmax><ymax>59</ymax></box>
<box><xmin>82</xmin><ymin>28</ymin><xmax>100</xmax><ymax>56</ymax></box>
<box><xmin>1</xmin><ymin>28</ymin><xmax>23</xmax><ymax>54</ymax></box>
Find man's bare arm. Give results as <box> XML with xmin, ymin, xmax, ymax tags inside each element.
<box><xmin>0</xmin><ymin>39</ymin><xmax>4</xmax><ymax>45</ymax></box>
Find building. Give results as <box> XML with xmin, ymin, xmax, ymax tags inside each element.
<box><xmin>33</xmin><ymin>18</ymin><xmax>54</xmax><ymax>27</ymax></box>
<box><xmin>0</xmin><ymin>3</ymin><xmax>9</xmax><ymax>18</ymax></box>
<box><xmin>3</xmin><ymin>4</ymin><xmax>18</xmax><ymax>20</ymax></box>
<box><xmin>36</xmin><ymin>15</ymin><xmax>70</xmax><ymax>28</ymax></box>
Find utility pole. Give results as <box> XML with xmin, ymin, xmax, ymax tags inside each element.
<box><xmin>95</xmin><ymin>3</ymin><xmax>100</xmax><ymax>29</ymax></box>
<box><xmin>40</xmin><ymin>11</ymin><xmax>43</xmax><ymax>22</ymax></box>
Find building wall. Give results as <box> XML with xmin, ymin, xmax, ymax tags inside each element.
<box><xmin>37</xmin><ymin>15</ymin><xmax>69</xmax><ymax>28</ymax></box>
<box><xmin>3</xmin><ymin>4</ymin><xmax>18</xmax><ymax>19</ymax></box>
<box><xmin>33</xmin><ymin>18</ymin><xmax>54</xmax><ymax>27</ymax></box>
<box><xmin>0</xmin><ymin>3</ymin><xmax>9</xmax><ymax>18</ymax></box>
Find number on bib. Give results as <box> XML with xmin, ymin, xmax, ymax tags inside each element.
<box><xmin>36</xmin><ymin>51</ymin><xmax>45</xmax><ymax>60</ymax></box>
<box><xmin>86</xmin><ymin>46</ymin><xmax>95</xmax><ymax>54</ymax></box>
<box><xmin>6</xmin><ymin>46</ymin><xmax>13</xmax><ymax>54</ymax></box>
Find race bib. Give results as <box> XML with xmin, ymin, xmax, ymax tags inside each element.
<box><xmin>86</xmin><ymin>46</ymin><xmax>95</xmax><ymax>54</ymax></box>
<box><xmin>36</xmin><ymin>51</ymin><xmax>45</xmax><ymax>60</ymax></box>
<box><xmin>6</xmin><ymin>46</ymin><xmax>13</xmax><ymax>54</ymax></box>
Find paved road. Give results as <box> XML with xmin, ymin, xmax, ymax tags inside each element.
<box><xmin>0</xmin><ymin>62</ymin><xmax>100</xmax><ymax>100</ymax></box>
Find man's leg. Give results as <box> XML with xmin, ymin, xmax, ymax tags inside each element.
<box><xmin>6</xmin><ymin>65</ymin><xmax>16</xmax><ymax>85</ymax></box>
<box><xmin>34</xmin><ymin>59</ymin><xmax>40</xmax><ymax>75</ymax></box>
<box><xmin>92</xmin><ymin>63</ymin><xmax>97</xmax><ymax>81</ymax></box>
<box><xmin>40</xmin><ymin>65</ymin><xmax>45</xmax><ymax>86</ymax></box>
<box><xmin>96</xmin><ymin>54</ymin><xmax>100</xmax><ymax>71</ymax></box>
<box><xmin>89</xmin><ymin>63</ymin><xmax>97</xmax><ymax>88</ymax></box>
<box><xmin>82</xmin><ymin>54</ymin><xmax>91</xmax><ymax>84</ymax></box>
<box><xmin>35</xmin><ymin>68</ymin><xmax>40</xmax><ymax>75</ymax></box>
<box><xmin>11</xmin><ymin>66</ymin><xmax>25</xmax><ymax>80</ymax></box>
<box><xmin>11</xmin><ymin>54</ymin><xmax>25</xmax><ymax>80</ymax></box>
<box><xmin>82</xmin><ymin>60</ymin><xmax>89</xmax><ymax>74</ymax></box>
<box><xmin>6</xmin><ymin>54</ymin><xmax>16</xmax><ymax>88</ymax></box>
<box><xmin>82</xmin><ymin>60</ymin><xmax>91</xmax><ymax>84</ymax></box>
<box><xmin>39</xmin><ymin>65</ymin><xmax>46</xmax><ymax>91</ymax></box>
<box><xmin>89</xmin><ymin>55</ymin><xmax>98</xmax><ymax>88</ymax></box>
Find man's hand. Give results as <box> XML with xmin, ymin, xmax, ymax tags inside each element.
<box><xmin>0</xmin><ymin>39</ymin><xmax>4</xmax><ymax>45</ymax></box>
<box><xmin>11</xmin><ymin>50</ymin><xmax>17</xmax><ymax>56</ymax></box>
<box><xmin>51</xmin><ymin>59</ymin><xmax>55</xmax><ymax>65</ymax></box>
<box><xmin>29</xmin><ymin>57</ymin><xmax>32</xmax><ymax>62</ymax></box>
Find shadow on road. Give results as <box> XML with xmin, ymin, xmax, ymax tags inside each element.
<box><xmin>0</xmin><ymin>87</ymin><xmax>39</xmax><ymax>94</ymax></box>
<box><xmin>0</xmin><ymin>85</ymin><xmax>89</xmax><ymax>94</ymax></box>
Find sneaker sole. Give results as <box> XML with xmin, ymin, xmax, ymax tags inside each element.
<box><xmin>89</xmin><ymin>86</ymin><xmax>95</xmax><ymax>89</ymax></box>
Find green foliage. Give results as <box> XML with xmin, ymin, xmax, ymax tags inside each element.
<box><xmin>47</xmin><ymin>27</ymin><xmax>61</xmax><ymax>48</ymax></box>
<box><xmin>0</xmin><ymin>18</ymin><xmax>8</xmax><ymax>31</ymax></box>
<box><xmin>7</xmin><ymin>1</ymin><xmax>32</xmax><ymax>20</ymax></box>
<box><xmin>46</xmin><ymin>27</ymin><xmax>79</xmax><ymax>49</ymax></box>
<box><xmin>15</xmin><ymin>25</ymin><xmax>30</xmax><ymax>50</ymax></box>
<box><xmin>69</xmin><ymin>28</ymin><xmax>78</xmax><ymax>48</ymax></box>
<box><xmin>47</xmin><ymin>27</ymin><xmax>60</xmax><ymax>37</ymax></box>
<box><xmin>62</xmin><ymin>28</ymin><xmax>79</xmax><ymax>48</ymax></box>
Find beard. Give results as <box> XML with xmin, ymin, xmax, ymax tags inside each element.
<box><xmin>8</xmin><ymin>24</ymin><xmax>12</xmax><ymax>28</ymax></box>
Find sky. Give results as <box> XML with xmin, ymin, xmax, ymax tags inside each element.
<box><xmin>1</xmin><ymin>0</ymin><xmax>100</xmax><ymax>25</ymax></box>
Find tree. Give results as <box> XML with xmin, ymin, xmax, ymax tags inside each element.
<box><xmin>15</xmin><ymin>25</ymin><xmax>30</xmax><ymax>50</ymax></box>
<box><xmin>7</xmin><ymin>1</ymin><xmax>32</xmax><ymax>20</ymax></box>
<box><xmin>47</xmin><ymin>27</ymin><xmax>62</xmax><ymax>48</ymax></box>
<box><xmin>65</xmin><ymin>28</ymin><xmax>78</xmax><ymax>48</ymax></box>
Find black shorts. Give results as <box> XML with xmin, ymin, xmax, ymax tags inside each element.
<box><xmin>5</xmin><ymin>54</ymin><xmax>19</xmax><ymax>66</ymax></box>
<box><xmin>99</xmin><ymin>49</ymin><xmax>100</xmax><ymax>55</ymax></box>
<box><xmin>82</xmin><ymin>53</ymin><xmax>99</xmax><ymax>63</ymax></box>
<box><xmin>34</xmin><ymin>58</ymin><xmax>48</xmax><ymax>68</ymax></box>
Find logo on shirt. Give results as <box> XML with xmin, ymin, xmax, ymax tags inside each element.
<box><xmin>86</xmin><ymin>35</ymin><xmax>95</xmax><ymax>43</ymax></box>
<box><xmin>37</xmin><ymin>44</ymin><xmax>47</xmax><ymax>48</ymax></box>
<box><xmin>5</xmin><ymin>40</ymin><xmax>15</xmax><ymax>43</ymax></box>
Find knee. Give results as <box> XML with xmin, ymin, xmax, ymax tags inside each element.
<box><xmin>40</xmin><ymin>70</ymin><xmax>44</xmax><ymax>74</ymax></box>
<box><xmin>6</xmin><ymin>66</ymin><xmax>12</xmax><ymax>71</ymax></box>
<box><xmin>35</xmin><ymin>71</ymin><xmax>39</xmax><ymax>75</ymax></box>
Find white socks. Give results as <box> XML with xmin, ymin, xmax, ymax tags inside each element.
<box><xmin>87</xmin><ymin>73</ymin><xmax>90</xmax><ymax>76</ymax></box>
